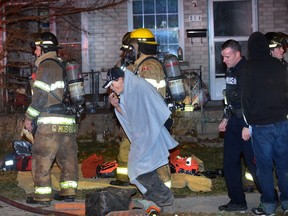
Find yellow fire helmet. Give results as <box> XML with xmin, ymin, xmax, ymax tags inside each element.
<box><xmin>130</xmin><ymin>28</ymin><xmax>158</xmax><ymax>45</ymax></box>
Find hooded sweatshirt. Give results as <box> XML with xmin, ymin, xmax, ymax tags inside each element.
<box><xmin>241</xmin><ymin>32</ymin><xmax>288</xmax><ymax>125</ymax></box>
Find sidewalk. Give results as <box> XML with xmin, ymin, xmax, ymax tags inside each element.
<box><xmin>0</xmin><ymin>192</ymin><xmax>262</xmax><ymax>215</ymax></box>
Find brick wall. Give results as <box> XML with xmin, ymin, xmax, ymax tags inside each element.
<box><xmin>86</xmin><ymin>3</ymin><xmax>128</xmax><ymax>73</ymax></box>
<box><xmin>84</xmin><ymin>0</ymin><xmax>288</xmax><ymax>89</ymax></box>
<box><xmin>258</xmin><ymin>0</ymin><xmax>288</xmax><ymax>33</ymax></box>
<box><xmin>183</xmin><ymin>0</ymin><xmax>209</xmax><ymax>84</ymax></box>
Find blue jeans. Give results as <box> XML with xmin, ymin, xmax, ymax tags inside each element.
<box><xmin>251</xmin><ymin>120</ymin><xmax>288</xmax><ymax>214</ymax></box>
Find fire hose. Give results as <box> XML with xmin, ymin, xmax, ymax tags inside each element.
<box><xmin>0</xmin><ymin>195</ymin><xmax>78</xmax><ymax>216</ymax></box>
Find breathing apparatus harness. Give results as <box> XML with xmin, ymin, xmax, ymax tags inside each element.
<box><xmin>42</xmin><ymin>58</ymin><xmax>85</xmax><ymax>121</ymax></box>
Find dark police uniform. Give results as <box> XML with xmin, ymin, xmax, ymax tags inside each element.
<box><xmin>222</xmin><ymin>57</ymin><xmax>261</xmax><ymax>205</ymax></box>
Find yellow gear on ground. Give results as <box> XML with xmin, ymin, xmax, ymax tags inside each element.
<box><xmin>171</xmin><ymin>173</ymin><xmax>212</xmax><ymax>192</ymax></box>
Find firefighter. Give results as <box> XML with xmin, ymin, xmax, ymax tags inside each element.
<box><xmin>265</xmin><ymin>32</ymin><xmax>288</xmax><ymax>67</ymax></box>
<box><xmin>115</xmin><ymin>31</ymin><xmax>131</xmax><ymax>68</ymax></box>
<box><xmin>128</xmin><ymin>28</ymin><xmax>166</xmax><ymax>98</ymax></box>
<box><xmin>265</xmin><ymin>32</ymin><xmax>288</xmax><ymax>103</ymax></box>
<box><xmin>112</xmin><ymin>28</ymin><xmax>172</xmax><ymax>188</ymax></box>
<box><xmin>24</xmin><ymin>32</ymin><xmax>78</xmax><ymax>205</ymax></box>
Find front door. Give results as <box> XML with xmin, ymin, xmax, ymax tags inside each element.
<box><xmin>208</xmin><ymin>0</ymin><xmax>258</xmax><ymax>100</ymax></box>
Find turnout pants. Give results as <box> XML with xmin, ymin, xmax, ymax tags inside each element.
<box><xmin>32</xmin><ymin>124</ymin><xmax>78</xmax><ymax>201</ymax></box>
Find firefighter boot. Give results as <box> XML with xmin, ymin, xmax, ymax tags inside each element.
<box><xmin>110</xmin><ymin>161</ymin><xmax>130</xmax><ymax>186</ymax></box>
<box><xmin>157</xmin><ymin>164</ymin><xmax>172</xmax><ymax>188</ymax></box>
<box><xmin>53</xmin><ymin>188</ymin><xmax>76</xmax><ymax>202</ymax></box>
<box><xmin>26</xmin><ymin>195</ymin><xmax>51</xmax><ymax>206</ymax></box>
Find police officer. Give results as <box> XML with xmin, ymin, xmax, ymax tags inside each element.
<box><xmin>218</xmin><ymin>39</ymin><xmax>261</xmax><ymax>212</ymax></box>
<box><xmin>24</xmin><ymin>32</ymin><xmax>78</xmax><ymax>205</ymax></box>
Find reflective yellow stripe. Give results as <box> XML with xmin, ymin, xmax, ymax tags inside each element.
<box><xmin>60</xmin><ymin>181</ymin><xmax>78</xmax><ymax>189</ymax></box>
<box><xmin>34</xmin><ymin>80</ymin><xmax>50</xmax><ymax>92</ymax></box>
<box><xmin>145</xmin><ymin>78</ymin><xmax>166</xmax><ymax>90</ymax></box>
<box><xmin>26</xmin><ymin>106</ymin><xmax>40</xmax><ymax>117</ymax></box>
<box><xmin>34</xmin><ymin>80</ymin><xmax>64</xmax><ymax>92</ymax></box>
<box><xmin>245</xmin><ymin>171</ymin><xmax>253</xmax><ymax>181</ymax></box>
<box><xmin>35</xmin><ymin>186</ymin><xmax>52</xmax><ymax>195</ymax></box>
<box><xmin>37</xmin><ymin>117</ymin><xmax>76</xmax><ymax>125</ymax></box>
<box><xmin>116</xmin><ymin>167</ymin><xmax>128</xmax><ymax>175</ymax></box>
<box><xmin>164</xmin><ymin>180</ymin><xmax>172</xmax><ymax>188</ymax></box>
<box><xmin>51</xmin><ymin>81</ymin><xmax>65</xmax><ymax>91</ymax></box>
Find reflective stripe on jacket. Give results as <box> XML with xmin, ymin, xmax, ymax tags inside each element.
<box><xmin>37</xmin><ymin>116</ymin><xmax>76</xmax><ymax>125</ymax></box>
<box><xmin>33</xmin><ymin>80</ymin><xmax>65</xmax><ymax>92</ymax></box>
<box><xmin>133</xmin><ymin>55</ymin><xmax>166</xmax><ymax>98</ymax></box>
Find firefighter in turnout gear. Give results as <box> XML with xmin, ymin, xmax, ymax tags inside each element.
<box><xmin>112</xmin><ymin>28</ymin><xmax>172</xmax><ymax>189</ymax></box>
<box><xmin>265</xmin><ymin>32</ymin><xmax>288</xmax><ymax>101</ymax></box>
<box><xmin>128</xmin><ymin>28</ymin><xmax>166</xmax><ymax>98</ymax></box>
<box><xmin>24</xmin><ymin>32</ymin><xmax>78</xmax><ymax>205</ymax></box>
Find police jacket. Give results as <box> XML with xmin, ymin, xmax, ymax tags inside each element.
<box><xmin>131</xmin><ymin>54</ymin><xmax>166</xmax><ymax>98</ymax></box>
<box><xmin>225</xmin><ymin>57</ymin><xmax>246</xmax><ymax>109</ymax></box>
<box><xmin>223</xmin><ymin>57</ymin><xmax>246</xmax><ymax>120</ymax></box>
<box><xmin>26</xmin><ymin>52</ymin><xmax>75</xmax><ymax>126</ymax></box>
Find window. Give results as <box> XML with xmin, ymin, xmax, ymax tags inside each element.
<box><xmin>129</xmin><ymin>0</ymin><xmax>181</xmax><ymax>56</ymax></box>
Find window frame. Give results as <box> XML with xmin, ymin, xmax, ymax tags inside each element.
<box><xmin>127</xmin><ymin>0</ymin><xmax>184</xmax><ymax>58</ymax></box>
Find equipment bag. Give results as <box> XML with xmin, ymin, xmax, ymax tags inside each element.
<box><xmin>16</xmin><ymin>156</ymin><xmax>32</xmax><ymax>171</ymax></box>
<box><xmin>85</xmin><ymin>187</ymin><xmax>137</xmax><ymax>216</ymax></box>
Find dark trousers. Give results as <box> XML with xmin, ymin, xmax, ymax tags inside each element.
<box><xmin>136</xmin><ymin>169</ymin><xmax>174</xmax><ymax>207</ymax></box>
<box><xmin>223</xmin><ymin>116</ymin><xmax>261</xmax><ymax>205</ymax></box>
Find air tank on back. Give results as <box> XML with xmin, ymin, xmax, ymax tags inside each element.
<box><xmin>65</xmin><ymin>60</ymin><xmax>85</xmax><ymax>106</ymax></box>
<box><xmin>163</xmin><ymin>54</ymin><xmax>186</xmax><ymax>102</ymax></box>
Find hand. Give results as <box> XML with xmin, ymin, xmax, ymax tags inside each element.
<box><xmin>109</xmin><ymin>92</ymin><xmax>119</xmax><ymax>107</ymax></box>
<box><xmin>242</xmin><ymin>127</ymin><xmax>251</xmax><ymax>141</ymax></box>
<box><xmin>219</xmin><ymin>118</ymin><xmax>228</xmax><ymax>132</ymax></box>
<box><xmin>24</xmin><ymin>119</ymin><xmax>33</xmax><ymax>132</ymax></box>
<box><xmin>109</xmin><ymin>92</ymin><xmax>122</xmax><ymax>114</ymax></box>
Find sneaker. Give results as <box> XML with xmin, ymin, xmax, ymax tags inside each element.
<box><xmin>251</xmin><ymin>207</ymin><xmax>275</xmax><ymax>216</ymax></box>
<box><xmin>53</xmin><ymin>193</ymin><xmax>75</xmax><ymax>202</ymax></box>
<box><xmin>218</xmin><ymin>202</ymin><xmax>247</xmax><ymax>212</ymax></box>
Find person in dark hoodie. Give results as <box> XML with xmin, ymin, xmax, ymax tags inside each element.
<box><xmin>241</xmin><ymin>31</ymin><xmax>288</xmax><ymax>216</ymax></box>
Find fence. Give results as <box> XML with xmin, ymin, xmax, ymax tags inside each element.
<box><xmin>0</xmin><ymin>70</ymin><xmax>109</xmax><ymax>114</ymax></box>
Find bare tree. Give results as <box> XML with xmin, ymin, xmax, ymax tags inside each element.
<box><xmin>0</xmin><ymin>0</ymin><xmax>127</xmax><ymax>113</ymax></box>
<box><xmin>0</xmin><ymin>0</ymin><xmax>128</xmax><ymax>71</ymax></box>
